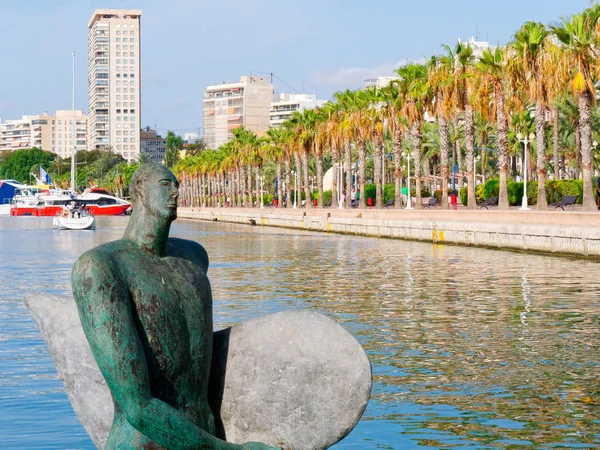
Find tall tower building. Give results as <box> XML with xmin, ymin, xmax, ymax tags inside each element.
<box><xmin>88</xmin><ymin>9</ymin><xmax>142</xmax><ymax>162</ymax></box>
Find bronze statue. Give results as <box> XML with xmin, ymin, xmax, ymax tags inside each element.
<box><xmin>72</xmin><ymin>163</ymin><xmax>278</xmax><ymax>450</ymax></box>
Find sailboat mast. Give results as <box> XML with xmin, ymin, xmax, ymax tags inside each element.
<box><xmin>70</xmin><ymin>51</ymin><xmax>76</xmax><ymax>193</ymax></box>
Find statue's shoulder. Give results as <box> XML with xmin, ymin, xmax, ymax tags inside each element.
<box><xmin>72</xmin><ymin>240</ymin><xmax>130</xmax><ymax>282</ymax></box>
<box><xmin>167</xmin><ymin>237</ymin><xmax>209</xmax><ymax>273</ymax></box>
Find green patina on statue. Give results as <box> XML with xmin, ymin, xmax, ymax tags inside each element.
<box><xmin>72</xmin><ymin>163</ymin><xmax>278</xmax><ymax>450</ymax></box>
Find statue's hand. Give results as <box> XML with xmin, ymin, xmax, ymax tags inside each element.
<box><xmin>240</xmin><ymin>442</ymin><xmax>280</xmax><ymax>450</ymax></box>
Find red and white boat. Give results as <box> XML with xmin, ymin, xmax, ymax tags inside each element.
<box><xmin>10</xmin><ymin>187</ymin><xmax>131</xmax><ymax>217</ymax></box>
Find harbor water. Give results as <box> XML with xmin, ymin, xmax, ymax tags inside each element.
<box><xmin>1</xmin><ymin>216</ymin><xmax>599</xmax><ymax>449</ymax></box>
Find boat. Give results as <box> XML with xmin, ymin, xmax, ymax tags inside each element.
<box><xmin>53</xmin><ymin>203</ymin><xmax>96</xmax><ymax>230</ymax></box>
<box><xmin>8</xmin><ymin>187</ymin><xmax>131</xmax><ymax>217</ymax></box>
<box><xmin>0</xmin><ymin>181</ymin><xmax>51</xmax><ymax>216</ymax></box>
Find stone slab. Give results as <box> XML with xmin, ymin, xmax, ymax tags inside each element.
<box><xmin>24</xmin><ymin>293</ymin><xmax>371</xmax><ymax>450</ymax></box>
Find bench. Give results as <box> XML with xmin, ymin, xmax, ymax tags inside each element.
<box><xmin>478</xmin><ymin>196</ymin><xmax>498</xmax><ymax>209</ymax></box>
<box><xmin>424</xmin><ymin>197</ymin><xmax>438</xmax><ymax>209</ymax></box>
<box><xmin>551</xmin><ymin>195</ymin><xmax>578</xmax><ymax>210</ymax></box>
<box><xmin>383</xmin><ymin>199</ymin><xmax>394</xmax><ymax>209</ymax></box>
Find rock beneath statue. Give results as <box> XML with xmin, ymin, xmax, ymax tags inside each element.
<box><xmin>209</xmin><ymin>310</ymin><xmax>372</xmax><ymax>449</ymax></box>
<box><xmin>25</xmin><ymin>293</ymin><xmax>372</xmax><ymax>450</ymax></box>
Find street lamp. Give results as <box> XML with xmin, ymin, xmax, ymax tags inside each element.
<box><xmin>291</xmin><ymin>170</ymin><xmax>297</xmax><ymax>209</ymax></box>
<box><xmin>309</xmin><ymin>175</ymin><xmax>315</xmax><ymax>203</ymax></box>
<box><xmin>475</xmin><ymin>154</ymin><xmax>481</xmax><ymax>186</ymax></box>
<box><xmin>259</xmin><ymin>175</ymin><xmax>264</xmax><ymax>208</ymax></box>
<box><xmin>517</xmin><ymin>132</ymin><xmax>535</xmax><ymax>211</ymax></box>
<box><xmin>402</xmin><ymin>151</ymin><xmax>413</xmax><ymax>210</ymax></box>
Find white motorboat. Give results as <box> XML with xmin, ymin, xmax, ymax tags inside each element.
<box><xmin>53</xmin><ymin>205</ymin><xmax>96</xmax><ymax>230</ymax></box>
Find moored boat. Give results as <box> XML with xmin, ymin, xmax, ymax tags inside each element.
<box><xmin>53</xmin><ymin>204</ymin><xmax>97</xmax><ymax>230</ymax></box>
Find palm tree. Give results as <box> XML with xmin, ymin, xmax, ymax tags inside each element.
<box><xmin>511</xmin><ymin>21</ymin><xmax>553</xmax><ymax>209</ymax></box>
<box><xmin>136</xmin><ymin>152</ymin><xmax>152</xmax><ymax>164</ymax></box>
<box><xmin>476</xmin><ymin>47</ymin><xmax>511</xmax><ymax>209</ymax></box>
<box><xmin>381</xmin><ymin>82</ymin><xmax>405</xmax><ymax>209</ymax></box>
<box><xmin>428</xmin><ymin>52</ymin><xmax>456</xmax><ymax>208</ymax></box>
<box><xmin>550</xmin><ymin>6</ymin><xmax>600</xmax><ymax>210</ymax></box>
<box><xmin>452</xmin><ymin>41</ymin><xmax>477</xmax><ymax>208</ymax></box>
<box><xmin>397</xmin><ymin>63</ymin><xmax>430</xmax><ymax>209</ymax></box>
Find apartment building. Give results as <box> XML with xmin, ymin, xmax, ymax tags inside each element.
<box><xmin>140</xmin><ymin>127</ymin><xmax>167</xmax><ymax>163</ymax></box>
<box><xmin>203</xmin><ymin>76</ymin><xmax>274</xmax><ymax>149</ymax></box>
<box><xmin>0</xmin><ymin>115</ymin><xmax>51</xmax><ymax>152</ymax></box>
<box><xmin>0</xmin><ymin>111</ymin><xmax>87</xmax><ymax>155</ymax></box>
<box><xmin>88</xmin><ymin>9</ymin><xmax>142</xmax><ymax>162</ymax></box>
<box><xmin>270</xmin><ymin>93</ymin><xmax>326</xmax><ymax>128</ymax></box>
<box><xmin>51</xmin><ymin>110</ymin><xmax>88</xmax><ymax>158</ymax></box>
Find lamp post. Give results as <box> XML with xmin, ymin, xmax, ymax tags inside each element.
<box><xmin>259</xmin><ymin>175</ymin><xmax>264</xmax><ymax>208</ymax></box>
<box><xmin>309</xmin><ymin>175</ymin><xmax>315</xmax><ymax>204</ymax></box>
<box><xmin>402</xmin><ymin>151</ymin><xmax>413</xmax><ymax>210</ymax></box>
<box><xmin>517</xmin><ymin>132</ymin><xmax>535</xmax><ymax>211</ymax></box>
<box><xmin>475</xmin><ymin>154</ymin><xmax>481</xmax><ymax>187</ymax></box>
<box><xmin>291</xmin><ymin>170</ymin><xmax>297</xmax><ymax>209</ymax></box>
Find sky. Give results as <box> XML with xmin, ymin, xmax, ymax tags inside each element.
<box><xmin>0</xmin><ymin>0</ymin><xmax>592</xmax><ymax>137</ymax></box>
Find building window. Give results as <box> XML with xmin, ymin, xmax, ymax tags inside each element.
<box><xmin>130</xmin><ymin>52</ymin><xmax>134</xmax><ymax>57</ymax></box>
<box><xmin>116</xmin><ymin>88</ymin><xmax>121</xmax><ymax>93</ymax></box>
<box><xmin>116</xmin><ymin>73</ymin><xmax>121</xmax><ymax>78</ymax></box>
<box><xmin>116</xmin><ymin>45</ymin><xmax>121</xmax><ymax>50</ymax></box>
<box><xmin>116</xmin><ymin>81</ymin><xmax>121</xmax><ymax>86</ymax></box>
<box><xmin>116</xmin><ymin>24</ymin><xmax>121</xmax><ymax>28</ymax></box>
<box><xmin>117</xmin><ymin>138</ymin><xmax>122</xmax><ymax>143</ymax></box>
<box><xmin>123</xmin><ymin>74</ymin><xmax>128</xmax><ymax>78</ymax></box>
<box><xmin>116</xmin><ymin>38</ymin><xmax>121</xmax><ymax>42</ymax></box>
<box><xmin>131</xmin><ymin>138</ymin><xmax>136</xmax><ymax>143</ymax></box>
<box><xmin>116</xmin><ymin>31</ymin><xmax>121</xmax><ymax>35</ymax></box>
<box><xmin>130</xmin><ymin>116</ymin><xmax>135</xmax><ymax>121</ymax></box>
<box><xmin>130</xmin><ymin>24</ymin><xmax>135</xmax><ymax>29</ymax></box>
<box><xmin>130</xmin><ymin>38</ymin><xmax>135</xmax><ymax>43</ymax></box>
<box><xmin>123</xmin><ymin>95</ymin><xmax>129</xmax><ymax>100</ymax></box>
<box><xmin>116</xmin><ymin>102</ymin><xmax>121</xmax><ymax>107</ymax></box>
<box><xmin>123</xmin><ymin>24</ymin><xmax>128</xmax><ymax>29</ymax></box>
<box><xmin>116</xmin><ymin>109</ymin><xmax>121</xmax><ymax>113</ymax></box>
<box><xmin>130</xmin><ymin>109</ymin><xmax>135</xmax><ymax>114</ymax></box>
<box><xmin>130</xmin><ymin>74</ymin><xmax>135</xmax><ymax>78</ymax></box>
<box><xmin>124</xmin><ymin>45</ymin><xmax>128</xmax><ymax>50</ymax></box>
<box><xmin>117</xmin><ymin>145</ymin><xmax>121</xmax><ymax>150</ymax></box>
<box><xmin>116</xmin><ymin>66</ymin><xmax>121</xmax><ymax>71</ymax></box>
<box><xmin>117</xmin><ymin>116</ymin><xmax>121</xmax><ymax>121</ymax></box>
<box><xmin>116</xmin><ymin>59</ymin><xmax>121</xmax><ymax>64</ymax></box>
<box><xmin>124</xmin><ymin>138</ymin><xmax>129</xmax><ymax>143</ymax></box>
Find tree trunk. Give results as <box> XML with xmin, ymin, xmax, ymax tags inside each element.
<box><xmin>302</xmin><ymin>150</ymin><xmax>312</xmax><ymax>209</ymax></box>
<box><xmin>578</xmin><ymin>91</ymin><xmax>596</xmax><ymax>211</ymax></box>
<box><xmin>285</xmin><ymin>154</ymin><xmax>291</xmax><ymax>208</ymax></box>
<box><xmin>553</xmin><ymin>106</ymin><xmax>559</xmax><ymax>180</ymax></box>
<box><xmin>247</xmin><ymin>164</ymin><xmax>252</xmax><ymax>207</ymax></box>
<box><xmin>393</xmin><ymin>128</ymin><xmax>402</xmax><ymax>209</ymax></box>
<box><xmin>316</xmin><ymin>151</ymin><xmax>323</xmax><ymax>208</ymax></box>
<box><xmin>294</xmin><ymin>152</ymin><xmax>302</xmax><ymax>207</ymax></box>
<box><xmin>439</xmin><ymin>117</ymin><xmax>450</xmax><ymax>209</ymax></box>
<box><xmin>411</xmin><ymin>122</ymin><xmax>422</xmax><ymax>209</ymax></box>
<box><xmin>255</xmin><ymin>166</ymin><xmax>260</xmax><ymax>208</ymax></box>
<box><xmin>374</xmin><ymin>132</ymin><xmax>383</xmax><ymax>208</ymax></box>
<box><xmin>465</xmin><ymin>105</ymin><xmax>476</xmax><ymax>209</ymax></box>
<box><xmin>358</xmin><ymin>144</ymin><xmax>366</xmax><ymax>209</ymax></box>
<box><xmin>575</xmin><ymin>124</ymin><xmax>581</xmax><ymax>179</ymax></box>
<box><xmin>456</xmin><ymin>138</ymin><xmax>463</xmax><ymax>190</ymax></box>
<box><xmin>344</xmin><ymin>142</ymin><xmax>352</xmax><ymax>208</ymax></box>
<box><xmin>331</xmin><ymin>147</ymin><xmax>338</xmax><ymax>208</ymax></box>
<box><xmin>495</xmin><ymin>83</ymin><xmax>510</xmax><ymax>210</ymax></box>
<box><xmin>535</xmin><ymin>101</ymin><xmax>548</xmax><ymax>209</ymax></box>
<box><xmin>276</xmin><ymin>160</ymin><xmax>282</xmax><ymax>207</ymax></box>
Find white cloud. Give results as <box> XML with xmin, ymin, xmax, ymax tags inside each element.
<box><xmin>311</xmin><ymin>60</ymin><xmax>408</xmax><ymax>89</ymax></box>
<box><xmin>311</xmin><ymin>57</ymin><xmax>429</xmax><ymax>91</ymax></box>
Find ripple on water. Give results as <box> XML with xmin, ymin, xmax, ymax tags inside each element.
<box><xmin>1</xmin><ymin>216</ymin><xmax>599</xmax><ymax>448</ymax></box>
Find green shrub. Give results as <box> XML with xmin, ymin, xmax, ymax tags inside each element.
<box><xmin>421</xmin><ymin>186</ymin><xmax>431</xmax><ymax>197</ymax></box>
<box><xmin>383</xmin><ymin>183</ymin><xmax>396</xmax><ymax>203</ymax></box>
<box><xmin>481</xmin><ymin>178</ymin><xmax>499</xmax><ymax>199</ymax></box>
<box><xmin>459</xmin><ymin>186</ymin><xmax>468</xmax><ymax>206</ymax></box>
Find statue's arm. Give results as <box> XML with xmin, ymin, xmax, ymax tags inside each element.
<box><xmin>71</xmin><ymin>251</ymin><xmax>247</xmax><ymax>450</ymax></box>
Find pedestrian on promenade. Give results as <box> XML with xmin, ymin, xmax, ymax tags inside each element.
<box><xmin>596</xmin><ymin>177</ymin><xmax>600</xmax><ymax>210</ymax></box>
<box><xmin>401</xmin><ymin>186</ymin><xmax>408</xmax><ymax>206</ymax></box>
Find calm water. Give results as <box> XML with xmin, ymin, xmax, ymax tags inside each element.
<box><xmin>1</xmin><ymin>216</ymin><xmax>600</xmax><ymax>449</ymax></box>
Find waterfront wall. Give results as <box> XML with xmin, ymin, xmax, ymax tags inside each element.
<box><xmin>177</xmin><ymin>207</ymin><xmax>600</xmax><ymax>258</ymax></box>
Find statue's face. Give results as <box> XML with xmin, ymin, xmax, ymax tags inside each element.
<box><xmin>141</xmin><ymin>166</ymin><xmax>179</xmax><ymax>221</ymax></box>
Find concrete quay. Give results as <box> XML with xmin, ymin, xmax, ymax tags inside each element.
<box><xmin>177</xmin><ymin>207</ymin><xmax>600</xmax><ymax>258</ymax></box>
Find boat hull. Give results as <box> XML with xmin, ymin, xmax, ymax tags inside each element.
<box><xmin>53</xmin><ymin>215</ymin><xmax>97</xmax><ymax>230</ymax></box>
<box><xmin>37</xmin><ymin>204</ymin><xmax>129</xmax><ymax>216</ymax></box>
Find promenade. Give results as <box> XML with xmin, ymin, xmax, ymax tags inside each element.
<box><xmin>178</xmin><ymin>206</ymin><xmax>600</xmax><ymax>258</ymax></box>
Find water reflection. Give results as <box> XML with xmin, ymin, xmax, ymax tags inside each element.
<box><xmin>1</xmin><ymin>216</ymin><xmax>599</xmax><ymax>448</ymax></box>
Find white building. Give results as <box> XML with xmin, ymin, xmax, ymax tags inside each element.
<box><xmin>0</xmin><ymin>111</ymin><xmax>87</xmax><ymax>156</ymax></box>
<box><xmin>270</xmin><ymin>93</ymin><xmax>326</xmax><ymax>128</ymax></box>
<box><xmin>364</xmin><ymin>76</ymin><xmax>400</xmax><ymax>89</ymax></box>
<box><xmin>458</xmin><ymin>36</ymin><xmax>492</xmax><ymax>58</ymax></box>
<box><xmin>87</xmin><ymin>9</ymin><xmax>142</xmax><ymax>162</ymax></box>
<box><xmin>203</xmin><ymin>76</ymin><xmax>274</xmax><ymax>149</ymax></box>
<box><xmin>51</xmin><ymin>110</ymin><xmax>88</xmax><ymax>159</ymax></box>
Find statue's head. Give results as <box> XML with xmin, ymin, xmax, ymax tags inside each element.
<box><xmin>130</xmin><ymin>163</ymin><xmax>179</xmax><ymax>221</ymax></box>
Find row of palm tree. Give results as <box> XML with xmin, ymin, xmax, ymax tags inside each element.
<box><xmin>174</xmin><ymin>5</ymin><xmax>600</xmax><ymax>211</ymax></box>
